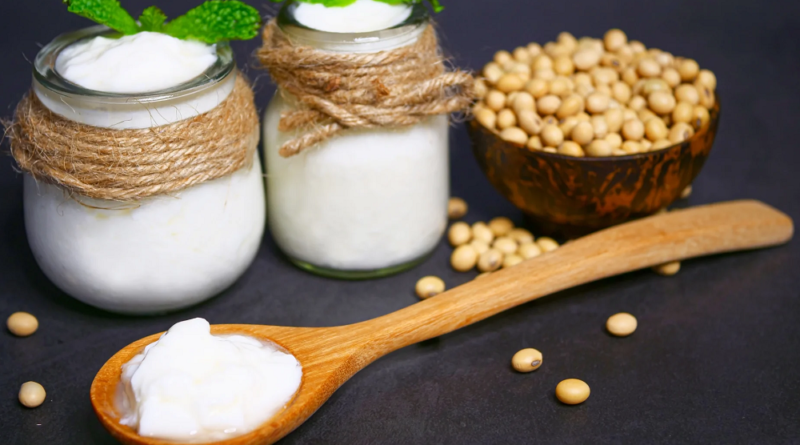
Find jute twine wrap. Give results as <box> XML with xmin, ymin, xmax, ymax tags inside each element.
<box><xmin>6</xmin><ymin>73</ymin><xmax>259</xmax><ymax>202</ymax></box>
<box><xmin>257</xmin><ymin>20</ymin><xmax>474</xmax><ymax>157</ymax></box>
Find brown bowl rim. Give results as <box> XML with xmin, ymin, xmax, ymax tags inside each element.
<box><xmin>471</xmin><ymin>94</ymin><xmax>720</xmax><ymax>162</ymax></box>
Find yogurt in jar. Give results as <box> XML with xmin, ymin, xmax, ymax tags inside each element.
<box><xmin>24</xmin><ymin>30</ymin><xmax>265</xmax><ymax>314</ymax></box>
<box><xmin>56</xmin><ymin>32</ymin><xmax>218</xmax><ymax>94</ymax></box>
<box><xmin>293</xmin><ymin>0</ymin><xmax>412</xmax><ymax>33</ymax></box>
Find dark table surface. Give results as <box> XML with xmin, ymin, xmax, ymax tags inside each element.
<box><xmin>1</xmin><ymin>0</ymin><xmax>799</xmax><ymax>444</ymax></box>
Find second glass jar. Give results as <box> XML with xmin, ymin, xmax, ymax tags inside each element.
<box><xmin>264</xmin><ymin>4</ymin><xmax>449</xmax><ymax>279</ymax></box>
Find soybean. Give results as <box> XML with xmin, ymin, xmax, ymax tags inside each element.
<box><xmin>669</xmin><ymin>122</ymin><xmax>695</xmax><ymax>143</ymax></box>
<box><xmin>692</xmin><ymin>105</ymin><xmax>711</xmax><ymax>129</ymax></box>
<box><xmin>672</xmin><ymin>102</ymin><xmax>694</xmax><ymax>124</ymax></box>
<box><xmin>559</xmin><ymin>141</ymin><xmax>585</xmax><ymax>157</ymax></box>
<box><xmin>415</xmin><ymin>276</ymin><xmax>446</xmax><ymax>299</ymax></box>
<box><xmin>475</xmin><ymin>108</ymin><xmax>497</xmax><ymax>130</ymax></box>
<box><xmin>586</xmin><ymin>139</ymin><xmax>613</xmax><ymax>157</ymax></box>
<box><xmin>489</xmin><ymin>217</ymin><xmax>515</xmax><ymax>236</ymax></box>
<box><xmin>586</xmin><ymin>92</ymin><xmax>610</xmax><ymax>114</ymax></box>
<box><xmin>525</xmin><ymin>78</ymin><xmax>549</xmax><ymax>98</ymax></box>
<box><xmin>477</xmin><ymin>249</ymin><xmax>504</xmax><ymax>273</ymax></box>
<box><xmin>622</xmin><ymin>119</ymin><xmax>645</xmax><ymax>141</ymax></box>
<box><xmin>557</xmin><ymin>94</ymin><xmax>584</xmax><ymax>119</ymax></box>
<box><xmin>448</xmin><ymin>222</ymin><xmax>472</xmax><ymax>246</ymax></box>
<box><xmin>606</xmin><ymin>313</ymin><xmax>638</xmax><ymax>337</ymax></box>
<box><xmin>512</xmin><ymin>348</ymin><xmax>543</xmax><ymax>373</ymax></box>
<box><xmin>518</xmin><ymin>242</ymin><xmax>543</xmax><ymax>259</ymax></box>
<box><xmin>637</xmin><ymin>59</ymin><xmax>661</xmax><ymax>78</ymax></box>
<box><xmin>571</xmin><ymin>121</ymin><xmax>594</xmax><ymax>145</ymax></box>
<box><xmin>19</xmin><ymin>382</ymin><xmax>46</xmax><ymax>409</ymax></box>
<box><xmin>451</xmin><ymin>245</ymin><xmax>479</xmax><ymax>272</ymax></box>
<box><xmin>470</xmin><ymin>239</ymin><xmax>490</xmax><ymax>255</ymax></box>
<box><xmin>497</xmin><ymin>74</ymin><xmax>525</xmax><ymax>93</ymax></box>
<box><xmin>604</xmin><ymin>108</ymin><xmax>625</xmax><ymax>133</ymax></box>
<box><xmin>537</xmin><ymin>95</ymin><xmax>562</xmax><ymax>115</ymax></box>
<box><xmin>541</xmin><ymin>124</ymin><xmax>565</xmax><ymax>147</ymax></box>
<box><xmin>604</xmin><ymin>29</ymin><xmax>627</xmax><ymax>51</ymax></box>
<box><xmin>472</xmin><ymin>222</ymin><xmax>495</xmax><ymax>244</ymax></box>
<box><xmin>493</xmin><ymin>236</ymin><xmax>519</xmax><ymax>255</ymax></box>
<box><xmin>696</xmin><ymin>69</ymin><xmax>717</xmax><ymax>90</ymax></box>
<box><xmin>678</xmin><ymin>59</ymin><xmax>700</xmax><ymax>81</ymax></box>
<box><xmin>645</xmin><ymin>118</ymin><xmax>669</xmax><ymax>141</ymax></box>
<box><xmin>591</xmin><ymin>115</ymin><xmax>609</xmax><ymax>139</ymax></box>
<box><xmin>508</xmin><ymin>228</ymin><xmax>534</xmax><ymax>244</ymax></box>
<box><xmin>448</xmin><ymin>197</ymin><xmax>468</xmax><ymax>219</ymax></box>
<box><xmin>648</xmin><ymin>90</ymin><xmax>676</xmax><ymax>115</ymax></box>
<box><xmin>537</xmin><ymin>237</ymin><xmax>560</xmax><ymax>252</ymax></box>
<box><xmin>7</xmin><ymin>312</ymin><xmax>38</xmax><ymax>337</ymax></box>
<box><xmin>503</xmin><ymin>254</ymin><xmax>524</xmax><ymax>268</ymax></box>
<box><xmin>500</xmin><ymin>127</ymin><xmax>528</xmax><ymax>145</ymax></box>
<box><xmin>496</xmin><ymin>109</ymin><xmax>517</xmax><ymax>130</ymax></box>
<box><xmin>653</xmin><ymin>261</ymin><xmax>681</xmax><ymax>276</ymax></box>
<box><xmin>555</xmin><ymin>379</ymin><xmax>590</xmax><ymax>405</ymax></box>
<box><xmin>527</xmin><ymin>135</ymin><xmax>544</xmax><ymax>151</ymax></box>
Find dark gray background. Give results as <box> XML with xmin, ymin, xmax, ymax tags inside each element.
<box><xmin>1</xmin><ymin>0</ymin><xmax>799</xmax><ymax>444</ymax></box>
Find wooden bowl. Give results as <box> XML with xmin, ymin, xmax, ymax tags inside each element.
<box><xmin>468</xmin><ymin>101</ymin><xmax>721</xmax><ymax>238</ymax></box>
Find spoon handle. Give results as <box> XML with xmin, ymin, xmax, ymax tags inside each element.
<box><xmin>354</xmin><ymin>200</ymin><xmax>792</xmax><ymax>359</ymax></box>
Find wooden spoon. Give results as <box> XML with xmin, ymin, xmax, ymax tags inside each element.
<box><xmin>91</xmin><ymin>200</ymin><xmax>793</xmax><ymax>445</ymax></box>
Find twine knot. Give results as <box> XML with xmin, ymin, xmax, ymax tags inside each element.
<box><xmin>257</xmin><ymin>20</ymin><xmax>474</xmax><ymax>157</ymax></box>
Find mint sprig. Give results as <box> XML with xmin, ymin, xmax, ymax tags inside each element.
<box><xmin>63</xmin><ymin>0</ymin><xmax>262</xmax><ymax>44</ymax></box>
<box><xmin>268</xmin><ymin>0</ymin><xmax>444</xmax><ymax>13</ymax></box>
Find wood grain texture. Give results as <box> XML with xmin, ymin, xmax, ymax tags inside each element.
<box><xmin>91</xmin><ymin>200</ymin><xmax>792</xmax><ymax>445</ymax></box>
<box><xmin>469</xmin><ymin>99</ymin><xmax>721</xmax><ymax>237</ymax></box>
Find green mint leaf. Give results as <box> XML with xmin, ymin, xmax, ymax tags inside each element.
<box><xmin>375</xmin><ymin>0</ymin><xmax>444</xmax><ymax>13</ymax></box>
<box><xmin>267</xmin><ymin>0</ymin><xmax>358</xmax><ymax>6</ymax></box>
<box><xmin>427</xmin><ymin>0</ymin><xmax>444</xmax><ymax>12</ymax></box>
<box><xmin>139</xmin><ymin>6</ymin><xmax>167</xmax><ymax>32</ymax></box>
<box><xmin>164</xmin><ymin>0</ymin><xmax>262</xmax><ymax>44</ymax></box>
<box><xmin>269</xmin><ymin>0</ymin><xmax>444</xmax><ymax>12</ymax></box>
<box><xmin>63</xmin><ymin>0</ymin><xmax>140</xmax><ymax>34</ymax></box>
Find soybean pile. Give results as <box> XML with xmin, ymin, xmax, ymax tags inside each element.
<box><xmin>473</xmin><ymin>29</ymin><xmax>717</xmax><ymax>157</ymax></box>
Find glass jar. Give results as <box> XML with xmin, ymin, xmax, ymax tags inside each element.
<box><xmin>263</xmin><ymin>3</ymin><xmax>449</xmax><ymax>279</ymax></box>
<box><xmin>24</xmin><ymin>27</ymin><xmax>266</xmax><ymax>314</ymax></box>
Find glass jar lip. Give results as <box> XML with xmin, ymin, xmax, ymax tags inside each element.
<box><xmin>33</xmin><ymin>25</ymin><xmax>235</xmax><ymax>103</ymax></box>
<box><xmin>277</xmin><ymin>0</ymin><xmax>430</xmax><ymax>48</ymax></box>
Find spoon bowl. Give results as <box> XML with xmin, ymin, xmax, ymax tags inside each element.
<box><xmin>92</xmin><ymin>324</ymin><xmax>362</xmax><ymax>445</ymax></box>
<box><xmin>92</xmin><ymin>200</ymin><xmax>793</xmax><ymax>445</ymax></box>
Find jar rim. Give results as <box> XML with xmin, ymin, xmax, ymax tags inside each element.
<box><xmin>277</xmin><ymin>1</ymin><xmax>429</xmax><ymax>50</ymax></box>
<box><xmin>33</xmin><ymin>26</ymin><xmax>235</xmax><ymax>103</ymax></box>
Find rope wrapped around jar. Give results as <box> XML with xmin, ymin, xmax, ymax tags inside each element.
<box><xmin>257</xmin><ymin>20</ymin><xmax>474</xmax><ymax>157</ymax></box>
<box><xmin>5</xmin><ymin>73</ymin><xmax>259</xmax><ymax>202</ymax></box>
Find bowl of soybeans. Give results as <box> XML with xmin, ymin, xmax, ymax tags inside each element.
<box><xmin>469</xmin><ymin>29</ymin><xmax>720</xmax><ymax>237</ymax></box>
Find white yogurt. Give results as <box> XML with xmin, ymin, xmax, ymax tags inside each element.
<box><xmin>56</xmin><ymin>32</ymin><xmax>217</xmax><ymax>93</ymax></box>
<box><xmin>264</xmin><ymin>5</ymin><xmax>449</xmax><ymax>273</ymax></box>
<box><xmin>23</xmin><ymin>32</ymin><xmax>265</xmax><ymax>314</ymax></box>
<box><xmin>294</xmin><ymin>0</ymin><xmax>412</xmax><ymax>33</ymax></box>
<box><xmin>119</xmin><ymin>319</ymin><xmax>302</xmax><ymax>442</ymax></box>
<box><xmin>266</xmin><ymin>98</ymin><xmax>448</xmax><ymax>271</ymax></box>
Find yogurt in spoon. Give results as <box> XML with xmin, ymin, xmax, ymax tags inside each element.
<box><xmin>118</xmin><ymin>319</ymin><xmax>302</xmax><ymax>442</ymax></box>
